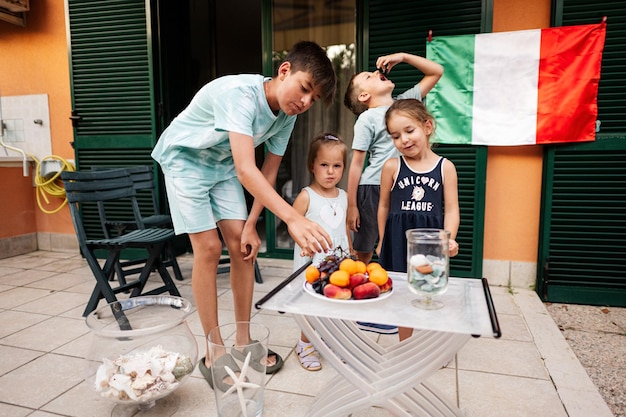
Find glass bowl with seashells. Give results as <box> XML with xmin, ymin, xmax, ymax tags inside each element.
<box><xmin>85</xmin><ymin>295</ymin><xmax>198</xmax><ymax>416</ymax></box>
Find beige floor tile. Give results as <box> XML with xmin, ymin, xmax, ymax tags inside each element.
<box><xmin>23</xmin><ymin>411</ymin><xmax>64</xmax><ymax>417</ymax></box>
<box><xmin>557</xmin><ymin>384</ymin><xmax>616</xmax><ymax>417</ymax></box>
<box><xmin>259</xmin><ymin>389</ymin><xmax>315</xmax><ymax>417</ymax></box>
<box><xmin>23</xmin><ymin>272</ymin><xmax>91</xmax><ymax>292</ymax></box>
<box><xmin>0</xmin><ymin>345</ymin><xmax>43</xmax><ymax>375</ymax></box>
<box><xmin>0</xmin><ymin>286</ymin><xmax>51</xmax><ymax>309</ymax></box>
<box><xmin>58</xmin><ymin>303</ymin><xmax>91</xmax><ymax>319</ymax></box>
<box><xmin>14</xmin><ymin>291</ymin><xmax>87</xmax><ymax>316</ymax></box>
<box><xmin>0</xmin><ymin>254</ymin><xmax>57</xmax><ymax>270</ymax></box>
<box><xmin>0</xmin><ymin>353</ymin><xmax>84</xmax><ymax>409</ymax></box>
<box><xmin>458</xmin><ymin>370</ymin><xmax>568</xmax><ymax>417</ymax></box>
<box><xmin>495</xmin><ymin>312</ymin><xmax>533</xmax><ymax>342</ymax></box>
<box><xmin>458</xmin><ymin>337</ymin><xmax>549</xmax><ymax>379</ymax></box>
<box><xmin>488</xmin><ymin>286</ymin><xmax>521</xmax><ymax>316</ymax></box>
<box><xmin>53</xmin><ymin>330</ymin><xmax>91</xmax><ymax>359</ymax></box>
<box><xmin>0</xmin><ymin>266</ymin><xmax>23</xmax><ymax>278</ymax></box>
<box><xmin>1</xmin><ymin>316</ymin><xmax>88</xmax><ymax>352</ymax></box>
<box><xmin>0</xmin><ymin>268</ymin><xmax>58</xmax><ymax>287</ymax></box>
<box><xmin>35</xmin><ymin>257</ymin><xmax>91</xmax><ymax>274</ymax></box>
<box><xmin>253</xmin><ymin>312</ymin><xmax>302</xmax><ymax>347</ymax></box>
<box><xmin>0</xmin><ymin>309</ymin><xmax>49</xmax><ymax>338</ymax></box>
<box><xmin>0</xmin><ymin>403</ymin><xmax>31</xmax><ymax>417</ymax></box>
<box><xmin>41</xmin><ymin>378</ymin><xmax>116</xmax><ymax>417</ymax></box>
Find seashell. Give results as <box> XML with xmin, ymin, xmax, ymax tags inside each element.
<box><xmin>416</xmin><ymin>264</ymin><xmax>434</xmax><ymax>274</ymax></box>
<box><xmin>161</xmin><ymin>351</ymin><xmax>179</xmax><ymax>374</ymax></box>
<box><xmin>95</xmin><ymin>346</ymin><xmax>193</xmax><ymax>402</ymax></box>
<box><xmin>160</xmin><ymin>371</ymin><xmax>176</xmax><ymax>383</ymax></box>
<box><xmin>94</xmin><ymin>358</ymin><xmax>114</xmax><ymax>391</ymax></box>
<box><xmin>409</xmin><ymin>254</ymin><xmax>430</xmax><ymax>268</ymax></box>
<box><xmin>109</xmin><ymin>374</ymin><xmax>139</xmax><ymax>401</ymax></box>
<box><xmin>131</xmin><ymin>374</ymin><xmax>156</xmax><ymax>391</ymax></box>
<box><xmin>172</xmin><ymin>356</ymin><xmax>194</xmax><ymax>378</ymax></box>
<box><xmin>121</xmin><ymin>355</ymin><xmax>151</xmax><ymax>378</ymax></box>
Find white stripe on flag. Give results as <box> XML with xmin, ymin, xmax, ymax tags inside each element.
<box><xmin>472</xmin><ymin>30</ymin><xmax>541</xmax><ymax>146</ymax></box>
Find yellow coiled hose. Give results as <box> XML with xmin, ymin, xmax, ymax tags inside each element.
<box><xmin>31</xmin><ymin>155</ymin><xmax>75</xmax><ymax>214</ymax></box>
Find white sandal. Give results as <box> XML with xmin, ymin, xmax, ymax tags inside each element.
<box><xmin>295</xmin><ymin>341</ymin><xmax>322</xmax><ymax>371</ymax></box>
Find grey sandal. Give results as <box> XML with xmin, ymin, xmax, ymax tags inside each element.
<box><xmin>231</xmin><ymin>340</ymin><xmax>285</xmax><ymax>374</ymax></box>
<box><xmin>198</xmin><ymin>354</ymin><xmax>241</xmax><ymax>391</ymax></box>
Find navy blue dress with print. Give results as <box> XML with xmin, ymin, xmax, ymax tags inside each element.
<box><xmin>379</xmin><ymin>156</ymin><xmax>445</xmax><ymax>273</ymax></box>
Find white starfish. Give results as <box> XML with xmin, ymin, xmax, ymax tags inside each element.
<box><xmin>222</xmin><ymin>351</ymin><xmax>260</xmax><ymax>416</ymax></box>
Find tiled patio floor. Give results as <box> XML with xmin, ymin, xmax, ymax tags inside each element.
<box><xmin>0</xmin><ymin>251</ymin><xmax>614</xmax><ymax>417</ymax></box>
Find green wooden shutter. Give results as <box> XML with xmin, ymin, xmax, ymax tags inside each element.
<box><xmin>364</xmin><ymin>0</ymin><xmax>488</xmax><ymax>278</ymax></box>
<box><xmin>538</xmin><ymin>0</ymin><xmax>626</xmax><ymax>306</ymax></box>
<box><xmin>539</xmin><ymin>140</ymin><xmax>626</xmax><ymax>306</ymax></box>
<box><xmin>66</xmin><ymin>0</ymin><xmax>158</xmax><ymax>240</ymax></box>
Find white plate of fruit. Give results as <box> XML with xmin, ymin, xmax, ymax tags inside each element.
<box><xmin>303</xmin><ymin>254</ymin><xmax>393</xmax><ymax>303</ymax></box>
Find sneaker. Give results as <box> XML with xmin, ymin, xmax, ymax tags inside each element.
<box><xmin>357</xmin><ymin>322</ymin><xmax>398</xmax><ymax>334</ymax></box>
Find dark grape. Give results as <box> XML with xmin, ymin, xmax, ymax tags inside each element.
<box><xmin>312</xmin><ymin>280</ymin><xmax>324</xmax><ymax>294</ymax></box>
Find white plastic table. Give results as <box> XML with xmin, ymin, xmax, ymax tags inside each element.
<box><xmin>257</xmin><ymin>273</ymin><xmax>501</xmax><ymax>417</ymax></box>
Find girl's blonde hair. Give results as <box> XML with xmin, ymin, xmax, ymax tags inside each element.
<box><xmin>384</xmin><ymin>99</ymin><xmax>436</xmax><ymax>140</ymax></box>
<box><xmin>307</xmin><ymin>133</ymin><xmax>348</xmax><ymax>175</ymax></box>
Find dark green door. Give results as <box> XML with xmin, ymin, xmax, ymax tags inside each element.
<box><xmin>538</xmin><ymin>139</ymin><xmax>626</xmax><ymax>307</ymax></box>
<box><xmin>67</xmin><ymin>0</ymin><xmax>158</xmax><ymax>171</ymax></box>
<box><xmin>65</xmin><ymin>0</ymin><xmax>188</xmax><ymax>257</ymax></box>
<box><xmin>363</xmin><ymin>0</ymin><xmax>489</xmax><ymax>278</ymax></box>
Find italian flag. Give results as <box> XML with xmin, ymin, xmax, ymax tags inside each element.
<box><xmin>426</xmin><ymin>22</ymin><xmax>606</xmax><ymax>146</ymax></box>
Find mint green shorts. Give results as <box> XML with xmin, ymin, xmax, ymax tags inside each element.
<box><xmin>163</xmin><ymin>175</ymin><xmax>248</xmax><ymax>235</ymax></box>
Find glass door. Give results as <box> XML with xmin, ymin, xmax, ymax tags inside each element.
<box><xmin>266</xmin><ymin>0</ymin><xmax>357</xmax><ymax>257</ymax></box>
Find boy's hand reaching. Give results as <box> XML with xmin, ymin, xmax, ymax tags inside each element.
<box><xmin>241</xmin><ymin>223</ymin><xmax>261</xmax><ymax>261</ymax></box>
<box><xmin>289</xmin><ymin>217</ymin><xmax>333</xmax><ymax>257</ymax></box>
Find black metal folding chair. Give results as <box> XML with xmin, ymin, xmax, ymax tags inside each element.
<box><xmin>61</xmin><ymin>168</ymin><xmax>181</xmax><ymax>316</ymax></box>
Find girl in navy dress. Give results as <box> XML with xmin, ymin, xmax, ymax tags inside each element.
<box><xmin>376</xmin><ymin>99</ymin><xmax>460</xmax><ymax>341</ymax></box>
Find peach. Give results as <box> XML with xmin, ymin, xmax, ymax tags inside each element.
<box><xmin>352</xmin><ymin>282</ymin><xmax>381</xmax><ymax>300</ymax></box>
<box><xmin>378</xmin><ymin>277</ymin><xmax>393</xmax><ymax>293</ymax></box>
<box><xmin>323</xmin><ymin>283</ymin><xmax>352</xmax><ymax>299</ymax></box>
<box><xmin>348</xmin><ymin>273</ymin><xmax>368</xmax><ymax>289</ymax></box>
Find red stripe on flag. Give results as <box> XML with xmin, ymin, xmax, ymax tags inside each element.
<box><xmin>536</xmin><ymin>22</ymin><xmax>606</xmax><ymax>144</ymax></box>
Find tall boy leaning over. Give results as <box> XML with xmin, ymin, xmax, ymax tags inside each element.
<box><xmin>152</xmin><ymin>41</ymin><xmax>337</xmax><ymax>388</ymax></box>
<box><xmin>344</xmin><ymin>53</ymin><xmax>443</xmax><ymax>264</ymax></box>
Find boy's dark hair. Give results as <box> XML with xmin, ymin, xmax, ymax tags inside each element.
<box><xmin>307</xmin><ymin>133</ymin><xmax>348</xmax><ymax>175</ymax></box>
<box><xmin>284</xmin><ymin>41</ymin><xmax>337</xmax><ymax>106</ymax></box>
<box><xmin>343</xmin><ymin>73</ymin><xmax>368</xmax><ymax>115</ymax></box>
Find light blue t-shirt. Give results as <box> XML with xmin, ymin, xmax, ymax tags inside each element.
<box><xmin>352</xmin><ymin>84</ymin><xmax>423</xmax><ymax>185</ymax></box>
<box><xmin>152</xmin><ymin>74</ymin><xmax>296</xmax><ymax>180</ymax></box>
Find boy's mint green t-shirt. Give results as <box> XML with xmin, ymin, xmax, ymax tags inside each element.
<box><xmin>152</xmin><ymin>74</ymin><xmax>296</xmax><ymax>180</ymax></box>
<box><xmin>352</xmin><ymin>84</ymin><xmax>422</xmax><ymax>185</ymax></box>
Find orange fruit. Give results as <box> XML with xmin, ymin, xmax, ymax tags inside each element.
<box><xmin>354</xmin><ymin>260</ymin><xmax>367</xmax><ymax>274</ymax></box>
<box><xmin>366</xmin><ymin>262</ymin><xmax>383</xmax><ymax>274</ymax></box>
<box><xmin>305</xmin><ymin>265</ymin><xmax>321</xmax><ymax>283</ymax></box>
<box><xmin>329</xmin><ymin>270</ymin><xmax>350</xmax><ymax>287</ymax></box>
<box><xmin>368</xmin><ymin>267</ymin><xmax>388</xmax><ymax>286</ymax></box>
<box><xmin>339</xmin><ymin>258</ymin><xmax>358</xmax><ymax>275</ymax></box>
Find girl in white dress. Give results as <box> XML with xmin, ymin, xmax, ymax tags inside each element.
<box><xmin>292</xmin><ymin>133</ymin><xmax>351</xmax><ymax>371</ymax></box>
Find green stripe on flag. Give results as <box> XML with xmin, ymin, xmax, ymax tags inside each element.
<box><xmin>427</xmin><ymin>35</ymin><xmax>475</xmax><ymax>145</ymax></box>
